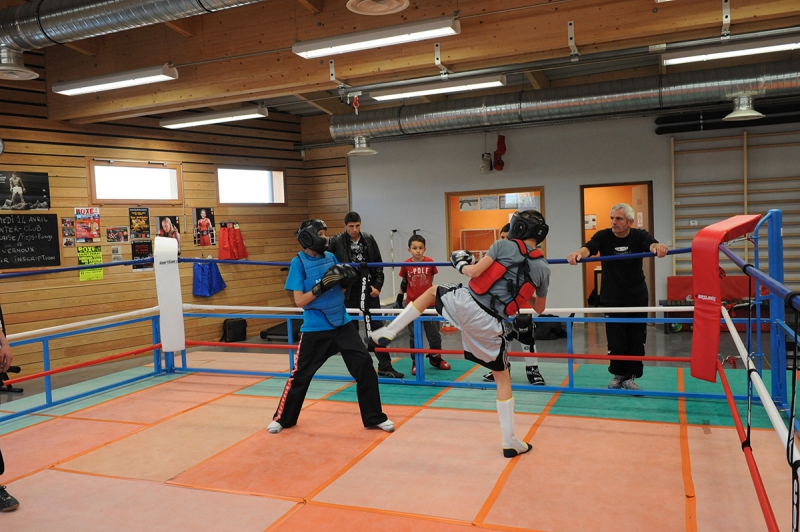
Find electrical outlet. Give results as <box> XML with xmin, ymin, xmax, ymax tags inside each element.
<box><xmin>689</xmin><ymin>220</ymin><xmax>698</xmax><ymax>226</ymax></box>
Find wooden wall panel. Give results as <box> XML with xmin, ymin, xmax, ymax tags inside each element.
<box><xmin>0</xmin><ymin>51</ymin><xmax>322</xmax><ymax>374</ymax></box>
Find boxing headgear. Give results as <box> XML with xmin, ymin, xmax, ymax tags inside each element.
<box><xmin>296</xmin><ymin>219</ymin><xmax>328</xmax><ymax>253</ymax></box>
<box><xmin>507</xmin><ymin>210</ymin><xmax>549</xmax><ymax>243</ymax></box>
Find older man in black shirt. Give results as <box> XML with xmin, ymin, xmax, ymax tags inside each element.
<box><xmin>567</xmin><ymin>203</ymin><xmax>668</xmax><ymax>391</ymax></box>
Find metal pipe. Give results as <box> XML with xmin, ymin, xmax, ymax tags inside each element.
<box><xmin>330</xmin><ymin>59</ymin><xmax>800</xmax><ymax>141</ymax></box>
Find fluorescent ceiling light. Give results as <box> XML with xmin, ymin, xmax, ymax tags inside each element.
<box><xmin>292</xmin><ymin>16</ymin><xmax>460</xmax><ymax>59</ymax></box>
<box><xmin>371</xmin><ymin>74</ymin><xmax>506</xmax><ymax>101</ymax></box>
<box><xmin>662</xmin><ymin>36</ymin><xmax>800</xmax><ymax>66</ymax></box>
<box><xmin>53</xmin><ymin>63</ymin><xmax>178</xmax><ymax>96</ymax></box>
<box><xmin>160</xmin><ymin>104</ymin><xmax>268</xmax><ymax>129</ymax></box>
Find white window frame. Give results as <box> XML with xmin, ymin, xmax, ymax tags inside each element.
<box><xmin>88</xmin><ymin>159</ymin><xmax>182</xmax><ymax>205</ymax></box>
<box><xmin>216</xmin><ymin>166</ymin><xmax>286</xmax><ymax>205</ymax></box>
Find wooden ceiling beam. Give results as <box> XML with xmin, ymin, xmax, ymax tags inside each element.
<box><xmin>63</xmin><ymin>39</ymin><xmax>98</xmax><ymax>57</ymax></box>
<box><xmin>296</xmin><ymin>91</ymin><xmax>352</xmax><ymax>115</ymax></box>
<box><xmin>525</xmin><ymin>70</ymin><xmax>551</xmax><ymax>90</ymax></box>
<box><xmin>297</xmin><ymin>0</ymin><xmax>323</xmax><ymax>14</ymax></box>
<box><xmin>41</xmin><ymin>0</ymin><xmax>800</xmax><ymax>122</ymax></box>
<box><xmin>165</xmin><ymin>17</ymin><xmax>200</xmax><ymax>38</ymax></box>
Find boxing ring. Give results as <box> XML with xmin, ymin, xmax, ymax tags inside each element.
<box><xmin>0</xmin><ymin>210</ymin><xmax>797</xmax><ymax>530</ymax></box>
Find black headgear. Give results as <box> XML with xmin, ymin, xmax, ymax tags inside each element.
<box><xmin>507</xmin><ymin>210</ymin><xmax>549</xmax><ymax>243</ymax></box>
<box><xmin>297</xmin><ymin>219</ymin><xmax>328</xmax><ymax>253</ymax></box>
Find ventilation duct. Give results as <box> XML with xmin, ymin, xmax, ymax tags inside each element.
<box><xmin>0</xmin><ymin>0</ymin><xmax>266</xmax><ymax>79</ymax></box>
<box><xmin>329</xmin><ymin>60</ymin><xmax>800</xmax><ymax>141</ymax></box>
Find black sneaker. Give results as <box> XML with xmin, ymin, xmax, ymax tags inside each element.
<box><xmin>526</xmin><ymin>366</ymin><xmax>546</xmax><ymax>386</ymax></box>
<box><xmin>482</xmin><ymin>364</ymin><xmax>510</xmax><ymax>382</ymax></box>
<box><xmin>0</xmin><ymin>485</ymin><xmax>19</xmax><ymax>512</ymax></box>
<box><xmin>377</xmin><ymin>367</ymin><xmax>404</xmax><ymax>379</ymax></box>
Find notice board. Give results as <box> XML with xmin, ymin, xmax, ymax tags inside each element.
<box><xmin>0</xmin><ymin>213</ymin><xmax>61</xmax><ymax>268</ymax></box>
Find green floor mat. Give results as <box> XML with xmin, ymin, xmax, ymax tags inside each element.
<box><xmin>548</xmin><ymin>365</ymin><xmax>680</xmax><ymax>423</ymax></box>
<box><xmin>236</xmin><ymin>377</ymin><xmax>353</xmax><ymax>399</ymax></box>
<box><xmin>0</xmin><ymin>367</ymin><xmax>165</xmax><ymax>414</ymax></box>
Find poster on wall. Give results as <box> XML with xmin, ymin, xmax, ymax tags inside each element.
<box><xmin>480</xmin><ymin>195</ymin><xmax>499</xmax><ymax>210</ymax></box>
<box><xmin>62</xmin><ymin>218</ymin><xmax>75</xmax><ymax>237</ymax></box>
<box><xmin>499</xmin><ymin>193</ymin><xmax>518</xmax><ymax>210</ymax></box>
<box><xmin>129</xmin><ymin>207</ymin><xmax>151</xmax><ymax>240</ymax></box>
<box><xmin>156</xmin><ymin>216</ymin><xmax>181</xmax><ymax>250</ymax></box>
<box><xmin>106</xmin><ymin>226</ymin><xmax>129</xmax><ymax>242</ymax></box>
<box><xmin>192</xmin><ymin>207</ymin><xmax>216</xmax><ymax>246</ymax></box>
<box><xmin>0</xmin><ymin>171</ymin><xmax>50</xmax><ymax>210</ymax></box>
<box><xmin>131</xmin><ymin>240</ymin><xmax>153</xmax><ymax>272</ymax></box>
<box><xmin>111</xmin><ymin>245</ymin><xmax>123</xmax><ymax>262</ymax></box>
<box><xmin>75</xmin><ymin>207</ymin><xmax>101</xmax><ymax>243</ymax></box>
<box><xmin>77</xmin><ymin>245</ymin><xmax>103</xmax><ymax>281</ymax></box>
<box><xmin>459</xmin><ymin>196</ymin><xmax>479</xmax><ymax>211</ymax></box>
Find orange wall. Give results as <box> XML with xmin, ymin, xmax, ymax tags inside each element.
<box><xmin>582</xmin><ymin>185</ymin><xmax>634</xmax><ymax>299</ymax></box>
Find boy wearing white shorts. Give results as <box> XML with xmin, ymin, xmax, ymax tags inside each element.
<box><xmin>369</xmin><ymin>210</ymin><xmax>550</xmax><ymax>458</ymax></box>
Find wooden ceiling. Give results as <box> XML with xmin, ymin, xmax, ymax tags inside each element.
<box><xmin>4</xmin><ymin>0</ymin><xmax>800</xmax><ymax>126</ymax></box>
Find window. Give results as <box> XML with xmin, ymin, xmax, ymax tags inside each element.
<box><xmin>445</xmin><ymin>186</ymin><xmax>545</xmax><ymax>258</ymax></box>
<box><xmin>88</xmin><ymin>159</ymin><xmax>182</xmax><ymax>205</ymax></box>
<box><xmin>217</xmin><ymin>167</ymin><xmax>285</xmax><ymax>204</ymax></box>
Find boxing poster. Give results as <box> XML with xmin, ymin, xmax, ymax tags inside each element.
<box><xmin>77</xmin><ymin>245</ymin><xmax>103</xmax><ymax>281</ymax></box>
<box><xmin>74</xmin><ymin>207</ymin><xmax>101</xmax><ymax>243</ymax></box>
<box><xmin>129</xmin><ymin>207</ymin><xmax>151</xmax><ymax>240</ymax></box>
<box><xmin>157</xmin><ymin>216</ymin><xmax>181</xmax><ymax>253</ymax></box>
<box><xmin>131</xmin><ymin>240</ymin><xmax>153</xmax><ymax>272</ymax></box>
<box><xmin>106</xmin><ymin>227</ymin><xmax>129</xmax><ymax>242</ymax></box>
<box><xmin>192</xmin><ymin>207</ymin><xmax>215</xmax><ymax>246</ymax></box>
<box><xmin>0</xmin><ymin>170</ymin><xmax>50</xmax><ymax>210</ymax></box>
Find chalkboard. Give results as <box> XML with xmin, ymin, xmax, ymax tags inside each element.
<box><xmin>0</xmin><ymin>213</ymin><xmax>60</xmax><ymax>269</ymax></box>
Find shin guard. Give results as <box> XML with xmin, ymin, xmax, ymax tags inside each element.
<box><xmin>496</xmin><ymin>397</ymin><xmax>532</xmax><ymax>458</ymax></box>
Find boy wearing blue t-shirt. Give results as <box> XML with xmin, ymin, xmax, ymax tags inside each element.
<box><xmin>268</xmin><ymin>219</ymin><xmax>394</xmax><ymax>434</ymax></box>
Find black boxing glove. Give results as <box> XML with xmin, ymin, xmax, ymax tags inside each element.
<box><xmin>338</xmin><ymin>264</ymin><xmax>359</xmax><ymax>288</ymax></box>
<box><xmin>312</xmin><ymin>264</ymin><xmax>356</xmax><ymax>297</ymax></box>
<box><xmin>450</xmin><ymin>250</ymin><xmax>474</xmax><ymax>274</ymax></box>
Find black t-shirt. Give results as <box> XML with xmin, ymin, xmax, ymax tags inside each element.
<box><xmin>583</xmin><ymin>228</ymin><xmax>658</xmax><ymax>304</ymax></box>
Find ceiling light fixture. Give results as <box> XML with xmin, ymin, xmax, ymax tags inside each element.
<box><xmin>52</xmin><ymin>63</ymin><xmax>178</xmax><ymax>96</ymax></box>
<box><xmin>292</xmin><ymin>15</ymin><xmax>460</xmax><ymax>59</ymax></box>
<box><xmin>370</xmin><ymin>74</ymin><xmax>506</xmax><ymax>101</ymax></box>
<box><xmin>160</xmin><ymin>104</ymin><xmax>268</xmax><ymax>129</ymax></box>
<box><xmin>661</xmin><ymin>36</ymin><xmax>800</xmax><ymax>66</ymax></box>
<box><xmin>348</xmin><ymin>136</ymin><xmax>378</xmax><ymax>156</ymax></box>
<box><xmin>722</xmin><ymin>95</ymin><xmax>765</xmax><ymax>121</ymax></box>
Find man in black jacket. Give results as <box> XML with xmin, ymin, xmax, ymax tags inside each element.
<box><xmin>328</xmin><ymin>212</ymin><xmax>403</xmax><ymax>378</ymax></box>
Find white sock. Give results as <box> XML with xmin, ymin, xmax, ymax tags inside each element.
<box><xmin>523</xmin><ymin>344</ymin><xmax>538</xmax><ymax>367</ymax></box>
<box><xmin>496</xmin><ymin>398</ymin><xmax>530</xmax><ymax>456</ymax></box>
<box><xmin>268</xmin><ymin>420</ymin><xmax>282</xmax><ymax>434</ymax></box>
<box><xmin>371</xmin><ymin>303</ymin><xmax>423</xmax><ymax>343</ymax></box>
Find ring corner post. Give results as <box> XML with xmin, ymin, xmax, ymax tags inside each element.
<box><xmin>153</xmin><ymin>236</ymin><xmax>186</xmax><ymax>374</ymax></box>
<box><xmin>766</xmin><ymin>209</ymin><xmax>787</xmax><ymax>405</ymax></box>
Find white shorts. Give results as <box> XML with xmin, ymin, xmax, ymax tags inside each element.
<box><xmin>437</xmin><ymin>286</ymin><xmax>508</xmax><ymax>369</ymax></box>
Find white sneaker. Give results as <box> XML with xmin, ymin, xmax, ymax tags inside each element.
<box><xmin>373</xmin><ymin>419</ymin><xmax>395</xmax><ymax>432</ymax></box>
<box><xmin>621</xmin><ymin>377</ymin><xmax>641</xmax><ymax>391</ymax></box>
<box><xmin>268</xmin><ymin>421</ymin><xmax>282</xmax><ymax>434</ymax></box>
<box><xmin>607</xmin><ymin>375</ymin><xmax>624</xmax><ymax>389</ymax></box>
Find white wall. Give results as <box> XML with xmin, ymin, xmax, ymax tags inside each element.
<box><xmin>346</xmin><ymin>115</ymin><xmax>673</xmax><ymax>309</ymax></box>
